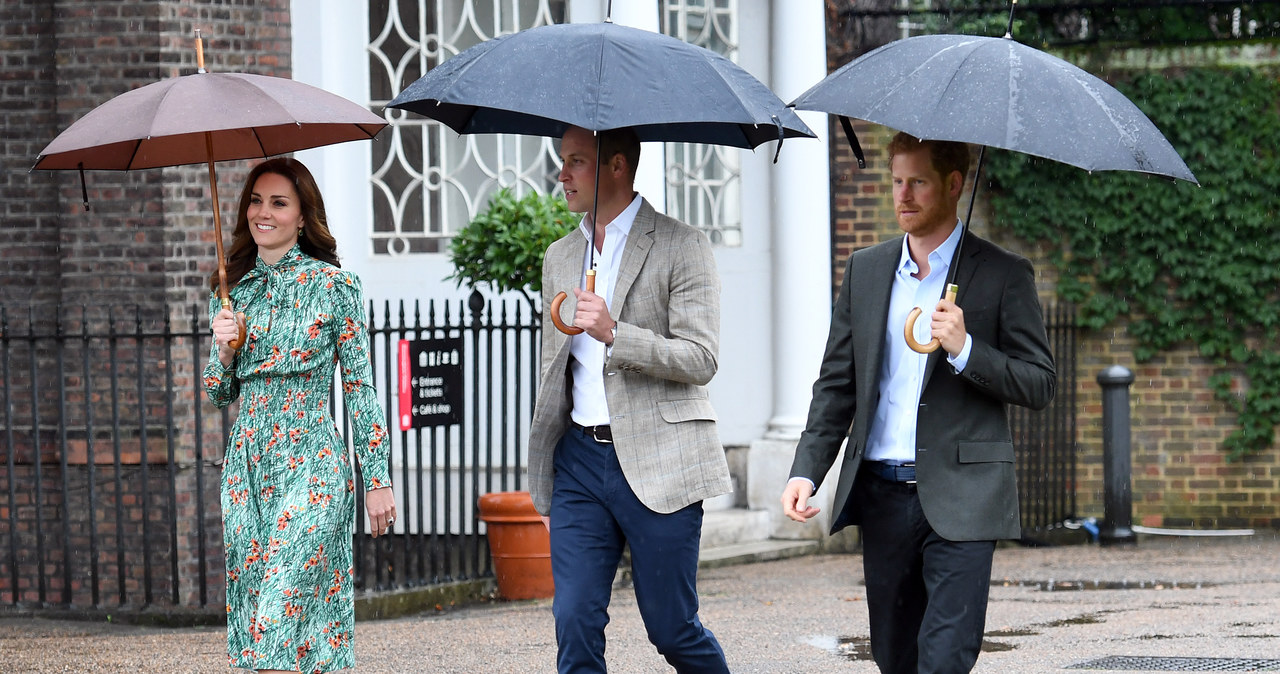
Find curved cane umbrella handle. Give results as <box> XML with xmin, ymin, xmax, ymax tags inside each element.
<box><xmin>548</xmin><ymin>270</ymin><xmax>596</xmax><ymax>336</ymax></box>
<box><xmin>904</xmin><ymin>284</ymin><xmax>959</xmax><ymax>354</ymax></box>
<box><xmin>228</xmin><ymin>312</ymin><xmax>247</xmax><ymax>351</ymax></box>
<box><xmin>549</xmin><ymin>291</ymin><xmax>585</xmax><ymax>335</ymax></box>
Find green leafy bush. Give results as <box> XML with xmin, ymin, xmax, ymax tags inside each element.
<box><xmin>447</xmin><ymin>188</ymin><xmax>578</xmax><ymax>304</ymax></box>
<box><xmin>985</xmin><ymin>66</ymin><xmax>1280</xmax><ymax>460</ymax></box>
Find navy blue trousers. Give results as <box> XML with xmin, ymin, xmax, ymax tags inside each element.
<box><xmin>855</xmin><ymin>467</ymin><xmax>996</xmax><ymax>674</ymax></box>
<box><xmin>549</xmin><ymin>426</ymin><xmax>729</xmax><ymax>674</ymax></box>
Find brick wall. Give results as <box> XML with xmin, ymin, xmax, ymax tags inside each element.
<box><xmin>1</xmin><ymin>0</ymin><xmax>291</xmax><ymax>313</ymax></box>
<box><xmin>1</xmin><ymin>1</ymin><xmax>61</xmax><ymax>307</ymax></box>
<box><xmin>825</xmin><ymin>29</ymin><xmax>1280</xmax><ymax>532</ymax></box>
<box><xmin>0</xmin><ymin>0</ymin><xmax>292</xmax><ymax>611</ymax></box>
<box><xmin>1075</xmin><ymin>332</ymin><xmax>1280</xmax><ymax>530</ymax></box>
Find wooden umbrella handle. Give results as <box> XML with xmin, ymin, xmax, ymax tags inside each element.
<box><xmin>221</xmin><ymin>298</ymin><xmax>247</xmax><ymax>351</ymax></box>
<box><xmin>206</xmin><ymin>131</ymin><xmax>246</xmax><ymax>351</ymax></box>
<box><xmin>904</xmin><ymin>283</ymin><xmax>959</xmax><ymax>354</ymax></box>
<box><xmin>548</xmin><ymin>270</ymin><xmax>595</xmax><ymax>335</ymax></box>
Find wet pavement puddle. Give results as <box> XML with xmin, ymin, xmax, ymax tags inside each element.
<box><xmin>995</xmin><ymin>578</ymin><xmax>1213</xmax><ymax>591</ymax></box>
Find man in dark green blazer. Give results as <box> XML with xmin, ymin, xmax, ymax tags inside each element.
<box><xmin>780</xmin><ymin>133</ymin><xmax>1056</xmax><ymax>674</ymax></box>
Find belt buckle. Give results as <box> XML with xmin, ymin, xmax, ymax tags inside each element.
<box><xmin>589</xmin><ymin>425</ymin><xmax>611</xmax><ymax>444</ymax></box>
<box><xmin>902</xmin><ymin>462</ymin><xmax>916</xmax><ymax>485</ymax></box>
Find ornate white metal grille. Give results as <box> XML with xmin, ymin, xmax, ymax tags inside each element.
<box><xmin>367</xmin><ymin>0</ymin><xmax>567</xmax><ymax>256</ymax></box>
<box><xmin>661</xmin><ymin>0</ymin><xmax>742</xmax><ymax>246</ymax></box>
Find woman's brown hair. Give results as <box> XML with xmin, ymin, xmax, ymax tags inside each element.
<box><xmin>208</xmin><ymin>157</ymin><xmax>341</xmax><ymax>291</ymax></box>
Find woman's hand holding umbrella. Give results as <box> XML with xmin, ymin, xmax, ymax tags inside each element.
<box><xmin>211</xmin><ymin>308</ymin><xmax>248</xmax><ymax>365</ymax></box>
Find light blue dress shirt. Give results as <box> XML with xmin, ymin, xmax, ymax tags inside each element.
<box><xmin>864</xmin><ymin>220</ymin><xmax>972</xmax><ymax>464</ymax></box>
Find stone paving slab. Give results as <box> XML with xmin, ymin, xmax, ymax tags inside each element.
<box><xmin>1</xmin><ymin>534</ymin><xmax>1277</xmax><ymax>672</ymax></box>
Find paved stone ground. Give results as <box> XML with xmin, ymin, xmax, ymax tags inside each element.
<box><xmin>2</xmin><ymin>534</ymin><xmax>1278</xmax><ymax>672</ymax></box>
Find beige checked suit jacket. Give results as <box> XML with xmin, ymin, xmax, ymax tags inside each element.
<box><xmin>527</xmin><ymin>199</ymin><xmax>732</xmax><ymax>515</ymax></box>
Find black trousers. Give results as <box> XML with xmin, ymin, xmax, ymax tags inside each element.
<box><xmin>854</xmin><ymin>466</ymin><xmax>996</xmax><ymax>674</ymax></box>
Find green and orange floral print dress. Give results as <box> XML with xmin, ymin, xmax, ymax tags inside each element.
<box><xmin>203</xmin><ymin>245</ymin><xmax>391</xmax><ymax>673</ymax></box>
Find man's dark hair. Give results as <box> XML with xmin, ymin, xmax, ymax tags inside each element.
<box><xmin>887</xmin><ymin>132</ymin><xmax>971</xmax><ymax>186</ymax></box>
<box><xmin>598</xmin><ymin>127</ymin><xmax>641</xmax><ymax>181</ymax></box>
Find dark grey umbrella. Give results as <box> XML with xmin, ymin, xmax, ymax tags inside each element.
<box><xmin>791</xmin><ymin>33</ymin><xmax>1197</xmax><ymax>183</ymax></box>
<box><xmin>791</xmin><ymin>31</ymin><xmax>1197</xmax><ymax>352</ymax></box>
<box><xmin>387</xmin><ymin>20</ymin><xmax>813</xmax><ymax>152</ymax></box>
<box><xmin>388</xmin><ymin>19</ymin><xmax>814</xmax><ymax>335</ymax></box>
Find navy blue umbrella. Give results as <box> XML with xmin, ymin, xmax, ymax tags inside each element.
<box><xmin>388</xmin><ymin>18</ymin><xmax>814</xmax><ymax>334</ymax></box>
<box><xmin>387</xmin><ymin>20</ymin><xmax>813</xmax><ymax>152</ymax></box>
<box><xmin>791</xmin><ymin>33</ymin><xmax>1196</xmax><ymax>184</ymax></box>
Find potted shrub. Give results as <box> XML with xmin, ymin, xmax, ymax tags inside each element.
<box><xmin>447</xmin><ymin>187</ymin><xmax>577</xmax><ymax>312</ymax></box>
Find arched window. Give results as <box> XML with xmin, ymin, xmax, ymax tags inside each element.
<box><xmin>367</xmin><ymin>0</ymin><xmax>568</xmax><ymax>256</ymax></box>
<box><xmin>661</xmin><ymin>0</ymin><xmax>742</xmax><ymax>247</ymax></box>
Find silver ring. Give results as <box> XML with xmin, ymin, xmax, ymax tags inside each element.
<box><xmin>387</xmin><ymin>516</ymin><xmax>396</xmax><ymax>526</ymax></box>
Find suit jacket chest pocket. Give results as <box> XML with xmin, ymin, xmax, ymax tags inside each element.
<box><xmin>657</xmin><ymin>397</ymin><xmax>718</xmax><ymax>424</ymax></box>
<box><xmin>961</xmin><ymin>305</ymin><xmax>998</xmax><ymax>342</ymax></box>
<box><xmin>957</xmin><ymin>441</ymin><xmax>1014</xmax><ymax>465</ymax></box>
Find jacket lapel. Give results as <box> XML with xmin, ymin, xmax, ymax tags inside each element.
<box><xmin>853</xmin><ymin>241</ymin><xmax>900</xmax><ymax>401</ymax></box>
<box><xmin>552</xmin><ymin>230</ymin><xmax>590</xmax><ymax>298</ymax></box>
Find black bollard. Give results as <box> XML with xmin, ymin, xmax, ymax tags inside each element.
<box><xmin>1096</xmin><ymin>365</ymin><xmax>1137</xmax><ymax>546</ymax></box>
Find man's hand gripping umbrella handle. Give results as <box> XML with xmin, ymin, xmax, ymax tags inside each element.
<box><xmin>904</xmin><ymin>283</ymin><xmax>958</xmax><ymax>354</ymax></box>
<box><xmin>549</xmin><ymin>270</ymin><xmax>595</xmax><ymax>335</ymax></box>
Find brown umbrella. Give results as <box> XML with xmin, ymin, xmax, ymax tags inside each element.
<box><xmin>33</xmin><ymin>32</ymin><xmax>386</xmax><ymax>348</ymax></box>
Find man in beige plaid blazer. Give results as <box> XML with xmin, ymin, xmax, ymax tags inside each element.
<box><xmin>527</xmin><ymin>125</ymin><xmax>733</xmax><ymax>673</ymax></box>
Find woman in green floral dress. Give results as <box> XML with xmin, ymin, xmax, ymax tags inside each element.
<box><xmin>204</xmin><ymin>158</ymin><xmax>396</xmax><ymax>673</ymax></box>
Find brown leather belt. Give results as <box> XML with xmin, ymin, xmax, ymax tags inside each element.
<box><xmin>571</xmin><ymin>422</ymin><xmax>612</xmax><ymax>444</ymax></box>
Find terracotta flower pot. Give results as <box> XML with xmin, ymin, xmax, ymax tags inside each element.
<box><xmin>477</xmin><ymin>491</ymin><xmax>555</xmax><ymax>600</ymax></box>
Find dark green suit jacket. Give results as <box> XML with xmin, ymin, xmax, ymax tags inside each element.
<box><xmin>789</xmin><ymin>232</ymin><xmax>1056</xmax><ymax>541</ymax></box>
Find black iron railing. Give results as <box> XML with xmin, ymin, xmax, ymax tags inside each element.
<box><xmin>1013</xmin><ymin>301</ymin><xmax>1080</xmax><ymax>541</ymax></box>
<box><xmin>0</xmin><ymin>293</ymin><xmax>539</xmax><ymax>612</ymax></box>
<box><xmin>1</xmin><ymin>296</ymin><xmax>1078</xmax><ymax>612</ymax></box>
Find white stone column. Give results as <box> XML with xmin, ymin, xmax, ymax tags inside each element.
<box><xmin>290</xmin><ymin>0</ymin><xmax>376</xmax><ymax>278</ymax></box>
<box><xmin>748</xmin><ymin>0</ymin><xmax>838</xmax><ymax>538</ymax></box>
<box><xmin>568</xmin><ymin>0</ymin><xmax>666</xmax><ymax>211</ymax></box>
<box><xmin>766</xmin><ymin>1</ymin><xmax>830</xmax><ymax>438</ymax></box>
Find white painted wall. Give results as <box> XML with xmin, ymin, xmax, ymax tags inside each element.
<box><xmin>292</xmin><ymin>0</ymin><xmax>471</xmax><ymax>308</ymax></box>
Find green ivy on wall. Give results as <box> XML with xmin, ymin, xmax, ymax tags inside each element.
<box><xmin>985</xmin><ymin>66</ymin><xmax>1280</xmax><ymax>460</ymax></box>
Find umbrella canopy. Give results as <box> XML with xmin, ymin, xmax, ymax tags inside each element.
<box><xmin>34</xmin><ymin>71</ymin><xmax>385</xmax><ymax>171</ymax></box>
<box><xmin>389</xmin><ymin>19</ymin><xmax>813</xmax><ymax>335</ymax></box>
<box><xmin>33</xmin><ymin>35</ymin><xmax>387</xmax><ymax>349</ymax></box>
<box><xmin>387</xmin><ymin>20</ymin><xmax>813</xmax><ymax>150</ymax></box>
<box><xmin>792</xmin><ymin>31</ymin><xmax>1197</xmax><ymax>353</ymax></box>
<box><xmin>791</xmin><ymin>33</ymin><xmax>1197</xmax><ymax>184</ymax></box>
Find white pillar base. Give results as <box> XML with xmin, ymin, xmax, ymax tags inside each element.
<box><xmin>747</xmin><ymin>437</ymin><xmax>848</xmax><ymax>541</ymax></box>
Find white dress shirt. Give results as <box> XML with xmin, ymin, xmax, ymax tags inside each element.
<box><xmin>864</xmin><ymin>220</ymin><xmax>973</xmax><ymax>464</ymax></box>
<box><xmin>569</xmin><ymin>194</ymin><xmax>642</xmax><ymax>427</ymax></box>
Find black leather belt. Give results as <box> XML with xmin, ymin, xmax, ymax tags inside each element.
<box><xmin>572</xmin><ymin>422</ymin><xmax>612</xmax><ymax>444</ymax></box>
<box><xmin>865</xmin><ymin>460</ymin><xmax>916</xmax><ymax>484</ymax></box>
